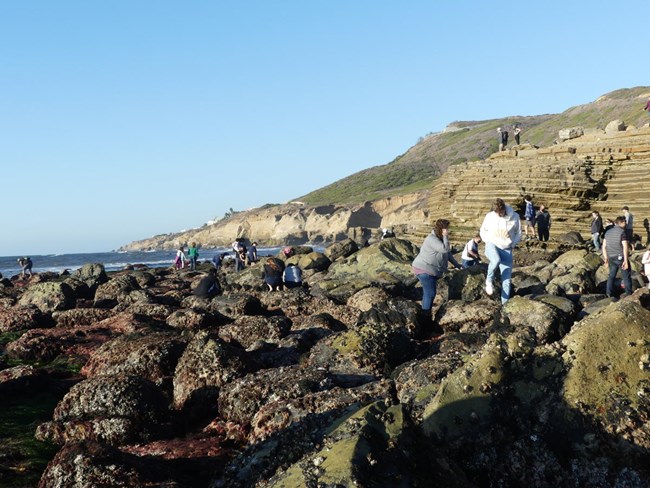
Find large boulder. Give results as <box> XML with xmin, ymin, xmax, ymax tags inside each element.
<box><xmin>217</xmin><ymin>366</ymin><xmax>332</xmax><ymax>425</ymax></box>
<box><xmin>73</xmin><ymin>263</ymin><xmax>108</xmax><ymax>291</ymax></box>
<box><xmin>312</xmin><ymin>238</ymin><xmax>418</xmax><ymax>302</ymax></box>
<box><xmin>558</xmin><ymin>126</ymin><xmax>584</xmax><ymax>141</ymax></box>
<box><xmin>218</xmin><ymin>315</ymin><xmax>292</xmax><ymax>349</ymax></box>
<box><xmin>296</xmin><ymin>251</ymin><xmax>331</xmax><ymax>272</ymax></box>
<box><xmin>447</xmin><ymin>265</ymin><xmax>488</xmax><ymax>301</ymax></box>
<box><xmin>81</xmin><ymin>331</ymin><xmax>187</xmax><ymax>390</ymax></box>
<box><xmin>324</xmin><ymin>238</ymin><xmax>359</xmax><ymax>262</ymax></box>
<box><xmin>93</xmin><ymin>275</ymin><xmax>141</xmax><ymax>308</ymax></box>
<box><xmin>172</xmin><ymin>330</ymin><xmax>251</xmax><ymax>415</ymax></box>
<box><xmin>52</xmin><ymin>308</ymin><xmax>116</xmax><ymax>328</ymax></box>
<box><xmin>17</xmin><ymin>282</ymin><xmax>76</xmax><ymax>313</ymax></box>
<box><xmin>36</xmin><ymin>374</ymin><xmax>169</xmax><ymax>446</ymax></box>
<box><xmin>436</xmin><ymin>299</ymin><xmax>500</xmax><ymax>335</ymax></box>
<box><xmin>0</xmin><ymin>305</ymin><xmax>49</xmax><ymax>332</ymax></box>
<box><xmin>562</xmin><ymin>300</ymin><xmax>650</xmax><ymax>452</ymax></box>
<box><xmin>605</xmin><ymin>119</ymin><xmax>626</xmax><ymax>134</ymax></box>
<box><xmin>503</xmin><ymin>295</ymin><xmax>570</xmax><ymax>343</ymax></box>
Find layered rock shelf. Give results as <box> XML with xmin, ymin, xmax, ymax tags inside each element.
<box><xmin>426</xmin><ymin>126</ymin><xmax>650</xmax><ymax>244</ymax></box>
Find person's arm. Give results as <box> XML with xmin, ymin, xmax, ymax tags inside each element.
<box><xmin>602</xmin><ymin>238</ymin><xmax>608</xmax><ymax>264</ymax></box>
<box><xmin>622</xmin><ymin>239</ymin><xmax>629</xmax><ymax>270</ymax></box>
<box><xmin>642</xmin><ymin>252</ymin><xmax>650</xmax><ymax>265</ymax></box>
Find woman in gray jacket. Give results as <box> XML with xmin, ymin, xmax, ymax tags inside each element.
<box><xmin>412</xmin><ymin>219</ymin><xmax>461</xmax><ymax>317</ymax></box>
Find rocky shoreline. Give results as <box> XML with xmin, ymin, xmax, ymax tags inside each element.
<box><xmin>1</xmin><ymin>236</ymin><xmax>650</xmax><ymax>487</ymax></box>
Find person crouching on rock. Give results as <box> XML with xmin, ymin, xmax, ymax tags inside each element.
<box><xmin>283</xmin><ymin>263</ymin><xmax>303</xmax><ymax>289</ymax></box>
<box><xmin>193</xmin><ymin>269</ymin><xmax>221</xmax><ymax>299</ymax></box>
<box><xmin>480</xmin><ymin>198</ymin><xmax>522</xmax><ymax>304</ymax></box>
<box><xmin>263</xmin><ymin>257</ymin><xmax>285</xmax><ymax>291</ymax></box>
<box><xmin>412</xmin><ymin>219</ymin><xmax>462</xmax><ymax>335</ymax></box>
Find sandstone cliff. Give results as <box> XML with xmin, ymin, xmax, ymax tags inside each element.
<box><xmin>427</xmin><ymin>124</ymin><xmax>650</xmax><ymax>244</ymax></box>
<box><xmin>119</xmin><ymin>191</ymin><xmax>431</xmax><ymax>251</ymax></box>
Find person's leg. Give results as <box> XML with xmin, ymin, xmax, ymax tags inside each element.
<box><xmin>497</xmin><ymin>248</ymin><xmax>513</xmax><ymax>304</ymax></box>
<box><xmin>606</xmin><ymin>260</ymin><xmax>619</xmax><ymax>297</ymax></box>
<box><xmin>484</xmin><ymin>242</ymin><xmax>500</xmax><ymax>294</ymax></box>
<box><xmin>416</xmin><ymin>273</ymin><xmax>437</xmax><ymax>311</ymax></box>
<box><xmin>543</xmin><ymin>228</ymin><xmax>550</xmax><ymax>242</ymax></box>
<box><xmin>621</xmin><ymin>266</ymin><xmax>633</xmax><ymax>296</ymax></box>
<box><xmin>592</xmin><ymin>233</ymin><xmax>600</xmax><ymax>251</ymax></box>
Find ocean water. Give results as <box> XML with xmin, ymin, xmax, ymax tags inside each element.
<box><xmin>0</xmin><ymin>246</ymin><xmax>296</xmax><ymax>278</ymax></box>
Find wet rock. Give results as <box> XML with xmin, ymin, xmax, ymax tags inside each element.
<box><xmin>125</xmin><ymin>301</ymin><xmax>175</xmax><ymax>322</ymax></box>
<box><xmin>250</xmin><ymin>379</ymin><xmax>394</xmax><ymax>442</ymax></box>
<box><xmin>265</xmin><ymin>401</ymin><xmax>421</xmax><ymax>488</ymax></box>
<box><xmin>166</xmin><ymin>308</ymin><xmax>222</xmax><ymax>330</ymax></box>
<box><xmin>38</xmin><ymin>441</ymin><xmax>188</xmax><ymax>488</ymax></box>
<box><xmin>209</xmin><ymin>293</ymin><xmax>263</xmax><ymax>319</ymax></box>
<box><xmin>172</xmin><ymin>330</ymin><xmax>252</xmax><ymax>415</ymax></box>
<box><xmin>346</xmin><ymin>287</ymin><xmax>391</xmax><ymax>312</ymax></box>
<box><xmin>0</xmin><ymin>364</ymin><xmax>47</xmax><ymax>394</ymax></box>
<box><xmin>36</xmin><ymin>374</ymin><xmax>170</xmax><ymax>446</ymax></box>
<box><xmin>51</xmin><ymin>308</ymin><xmax>116</xmax><ymax>328</ymax></box>
<box><xmin>503</xmin><ymin>295</ymin><xmax>570</xmax><ymax>343</ymax></box>
<box><xmin>81</xmin><ymin>330</ymin><xmax>187</xmax><ymax>391</ymax></box>
<box><xmin>324</xmin><ymin>238</ymin><xmax>359</xmax><ymax>262</ymax></box>
<box><xmin>562</xmin><ymin>300</ymin><xmax>650</xmax><ymax>452</ymax></box>
<box><xmin>436</xmin><ymin>299</ymin><xmax>500</xmax><ymax>334</ymax></box>
<box><xmin>94</xmin><ymin>275</ymin><xmax>141</xmax><ymax>308</ymax></box>
<box><xmin>5</xmin><ymin>325</ymin><xmax>117</xmax><ymax>363</ymax></box>
<box><xmin>72</xmin><ymin>263</ymin><xmax>109</xmax><ymax>291</ymax></box>
<box><xmin>218</xmin><ymin>315</ymin><xmax>292</xmax><ymax>348</ymax></box>
<box><xmin>17</xmin><ymin>281</ymin><xmax>76</xmax><ymax>313</ymax></box>
<box><xmin>0</xmin><ymin>305</ymin><xmax>49</xmax><ymax>332</ymax></box>
<box><xmin>218</xmin><ymin>366</ymin><xmax>333</xmax><ymax>425</ymax></box>
<box><xmin>447</xmin><ymin>265</ymin><xmax>488</xmax><ymax>301</ymax></box>
<box><xmin>392</xmin><ymin>353</ymin><xmax>464</xmax><ymax>421</ymax></box>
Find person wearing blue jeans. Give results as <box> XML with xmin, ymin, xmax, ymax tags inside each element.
<box><xmin>479</xmin><ymin>198</ymin><xmax>522</xmax><ymax>304</ymax></box>
<box><xmin>484</xmin><ymin>243</ymin><xmax>513</xmax><ymax>304</ymax></box>
<box><xmin>412</xmin><ymin>219</ymin><xmax>461</xmax><ymax>335</ymax></box>
<box><xmin>603</xmin><ymin>216</ymin><xmax>633</xmax><ymax>297</ymax></box>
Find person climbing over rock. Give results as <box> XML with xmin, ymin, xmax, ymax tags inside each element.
<box><xmin>263</xmin><ymin>257</ymin><xmax>285</xmax><ymax>291</ymax></box>
<box><xmin>602</xmin><ymin>216</ymin><xmax>632</xmax><ymax>298</ymax></box>
<box><xmin>535</xmin><ymin>204</ymin><xmax>551</xmax><ymax>242</ymax></box>
<box><xmin>412</xmin><ymin>218</ymin><xmax>462</xmax><ymax>336</ymax></box>
<box><xmin>17</xmin><ymin>257</ymin><xmax>33</xmax><ymax>278</ymax></box>
<box><xmin>461</xmin><ymin>234</ymin><xmax>482</xmax><ymax>268</ymax></box>
<box><xmin>193</xmin><ymin>269</ymin><xmax>221</xmax><ymax>298</ymax></box>
<box><xmin>480</xmin><ymin>198</ymin><xmax>522</xmax><ymax>304</ymax></box>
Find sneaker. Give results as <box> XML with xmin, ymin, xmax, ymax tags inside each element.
<box><xmin>485</xmin><ymin>281</ymin><xmax>494</xmax><ymax>296</ymax></box>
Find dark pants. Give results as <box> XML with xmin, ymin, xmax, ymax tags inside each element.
<box><xmin>538</xmin><ymin>227</ymin><xmax>549</xmax><ymax>242</ymax></box>
<box><xmin>416</xmin><ymin>273</ymin><xmax>438</xmax><ymax>311</ymax></box>
<box><xmin>606</xmin><ymin>257</ymin><xmax>632</xmax><ymax>297</ymax></box>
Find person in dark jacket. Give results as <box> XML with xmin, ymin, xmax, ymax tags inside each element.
<box><xmin>535</xmin><ymin>205</ymin><xmax>551</xmax><ymax>242</ymax></box>
<box><xmin>412</xmin><ymin>219</ymin><xmax>461</xmax><ymax>317</ymax></box>
<box><xmin>193</xmin><ymin>269</ymin><xmax>221</xmax><ymax>298</ymax></box>
<box><xmin>283</xmin><ymin>263</ymin><xmax>303</xmax><ymax>289</ymax></box>
<box><xmin>591</xmin><ymin>211</ymin><xmax>604</xmax><ymax>251</ymax></box>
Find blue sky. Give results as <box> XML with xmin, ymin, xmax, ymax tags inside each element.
<box><xmin>1</xmin><ymin>1</ymin><xmax>647</xmax><ymax>255</ymax></box>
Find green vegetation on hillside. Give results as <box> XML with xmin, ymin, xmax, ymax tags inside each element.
<box><xmin>300</xmin><ymin>86</ymin><xmax>650</xmax><ymax>206</ymax></box>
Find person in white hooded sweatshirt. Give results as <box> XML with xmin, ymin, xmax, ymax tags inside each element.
<box><xmin>480</xmin><ymin>198</ymin><xmax>522</xmax><ymax>304</ymax></box>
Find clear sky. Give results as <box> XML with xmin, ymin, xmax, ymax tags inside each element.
<box><xmin>1</xmin><ymin>1</ymin><xmax>647</xmax><ymax>255</ymax></box>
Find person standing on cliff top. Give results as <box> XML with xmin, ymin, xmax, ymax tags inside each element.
<box><xmin>644</xmin><ymin>97</ymin><xmax>650</xmax><ymax>116</ymax></box>
<box><xmin>497</xmin><ymin>127</ymin><xmax>509</xmax><ymax>151</ymax></box>
<box><xmin>603</xmin><ymin>216</ymin><xmax>632</xmax><ymax>298</ymax></box>
<box><xmin>480</xmin><ymin>198</ymin><xmax>522</xmax><ymax>304</ymax></box>
<box><xmin>514</xmin><ymin>125</ymin><xmax>522</xmax><ymax>145</ymax></box>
